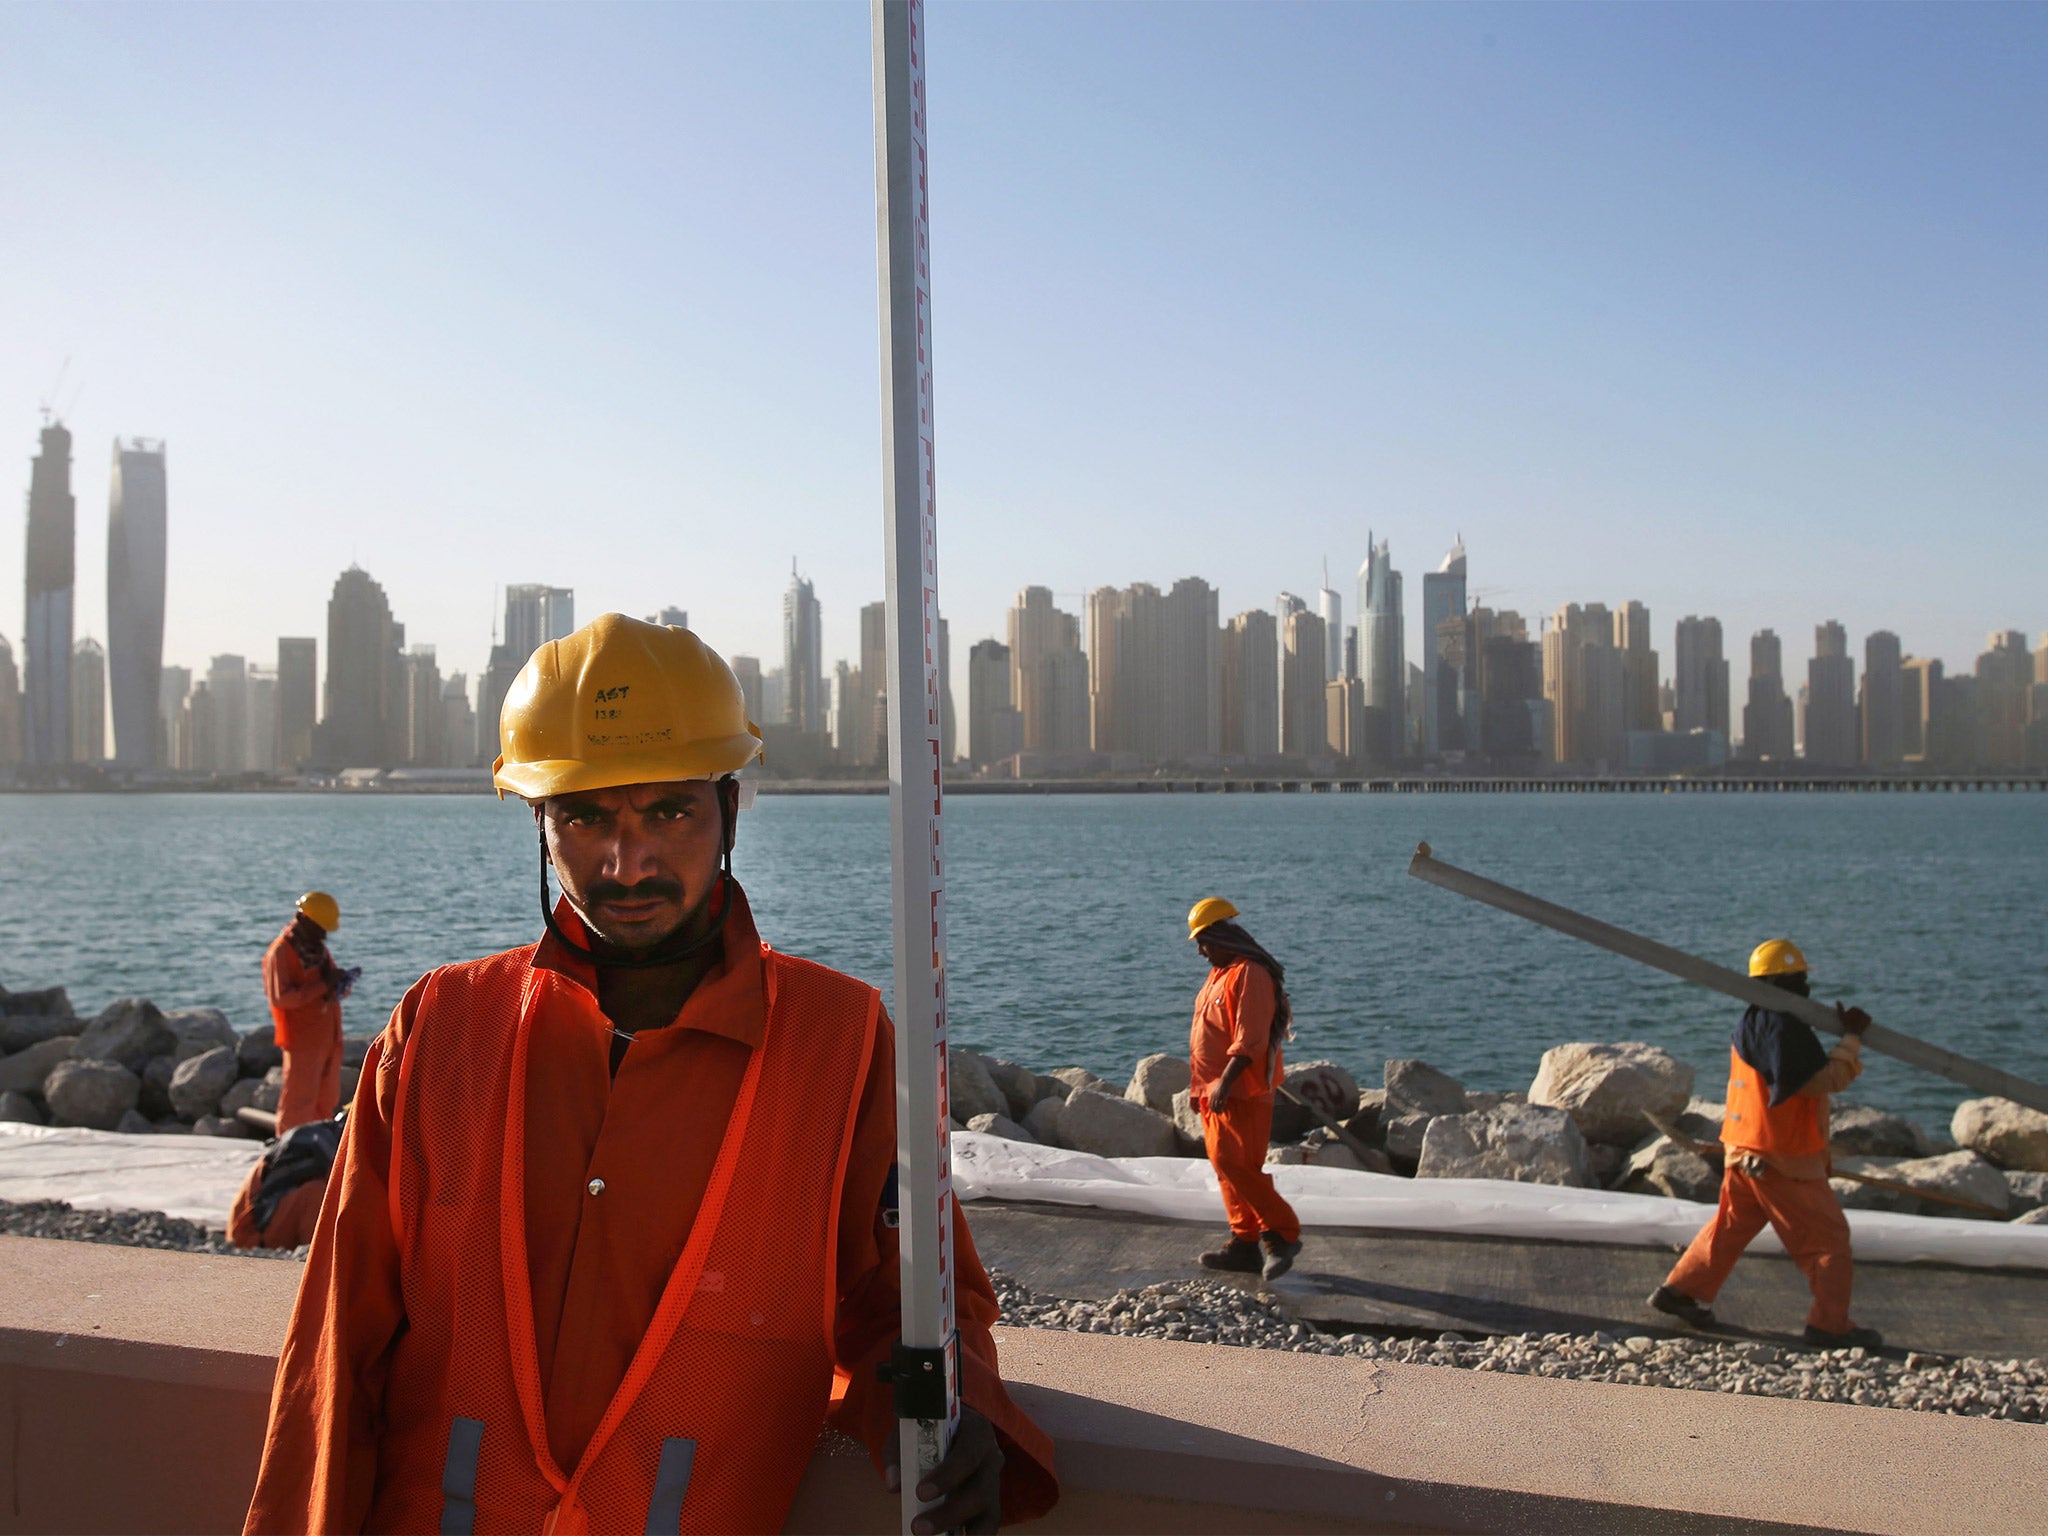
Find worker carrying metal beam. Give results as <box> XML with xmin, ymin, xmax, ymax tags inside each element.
<box><xmin>244</xmin><ymin>615</ymin><xmax>1055</xmax><ymax>1536</ymax></box>
<box><xmin>262</xmin><ymin>889</ymin><xmax>356</xmax><ymax>1134</ymax></box>
<box><xmin>1186</xmin><ymin>897</ymin><xmax>1305</xmax><ymax>1282</ymax></box>
<box><xmin>1649</xmin><ymin>938</ymin><xmax>1883</xmax><ymax>1349</ymax></box>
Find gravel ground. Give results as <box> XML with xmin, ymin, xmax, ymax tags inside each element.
<box><xmin>990</xmin><ymin>1272</ymin><xmax>2048</xmax><ymax>1424</ymax></box>
<box><xmin>8</xmin><ymin>1198</ymin><xmax>2039</xmax><ymax>1424</ymax></box>
<box><xmin>0</xmin><ymin>1198</ymin><xmax>300</xmax><ymax>1259</ymax></box>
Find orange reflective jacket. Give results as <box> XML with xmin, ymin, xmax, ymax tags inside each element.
<box><xmin>1722</xmin><ymin>1047</ymin><xmax>1827</xmax><ymax>1160</ymax></box>
<box><xmin>367</xmin><ymin>944</ymin><xmax>878</xmax><ymax>1535</ymax></box>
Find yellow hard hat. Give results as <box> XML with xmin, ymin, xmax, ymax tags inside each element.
<box><xmin>296</xmin><ymin>891</ymin><xmax>340</xmax><ymax>932</ymax></box>
<box><xmin>1749</xmin><ymin>938</ymin><xmax>1808</xmax><ymax>978</ymax></box>
<box><xmin>493</xmin><ymin>614</ymin><xmax>763</xmax><ymax>800</ymax></box>
<box><xmin>1187</xmin><ymin>896</ymin><xmax>1240</xmax><ymax>940</ymax></box>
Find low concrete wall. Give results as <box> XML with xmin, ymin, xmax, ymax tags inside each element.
<box><xmin>1</xmin><ymin>1235</ymin><xmax>2040</xmax><ymax>1534</ymax></box>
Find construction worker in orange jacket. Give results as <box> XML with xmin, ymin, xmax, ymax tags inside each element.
<box><xmin>262</xmin><ymin>891</ymin><xmax>356</xmax><ymax>1134</ymax></box>
<box><xmin>1187</xmin><ymin>897</ymin><xmax>1304</xmax><ymax>1282</ymax></box>
<box><xmin>244</xmin><ymin>616</ymin><xmax>1053</xmax><ymax>1536</ymax></box>
<box><xmin>1651</xmin><ymin>938</ymin><xmax>1879</xmax><ymax>1348</ymax></box>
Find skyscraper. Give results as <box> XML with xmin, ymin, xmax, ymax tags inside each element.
<box><xmin>730</xmin><ymin>655</ymin><xmax>764</xmax><ymax>725</ymax></box>
<box><xmin>1976</xmin><ymin>630</ymin><xmax>2032</xmax><ymax>768</ymax></box>
<box><xmin>1280</xmin><ymin>608</ymin><xmax>1328</xmax><ymax>759</ymax></box>
<box><xmin>207</xmin><ymin>654</ymin><xmax>248</xmax><ymax>774</ymax></box>
<box><xmin>782</xmin><ymin>567</ymin><xmax>824</xmax><ymax>734</ymax></box>
<box><xmin>315</xmin><ymin>566</ymin><xmax>406</xmax><ymax>768</ymax></box>
<box><xmin>1274</xmin><ymin>592</ymin><xmax>1312</xmax><ymax>758</ymax></box>
<box><xmin>69</xmin><ymin>637</ymin><xmax>106</xmax><ymax>762</ymax></box>
<box><xmin>244</xmin><ymin>665</ymin><xmax>277</xmax><ymax>773</ymax></box>
<box><xmin>277</xmin><ymin>638</ymin><xmax>318</xmax><ymax>770</ymax></box>
<box><xmin>1161</xmin><ymin>577</ymin><xmax>1220</xmax><ymax>761</ymax></box>
<box><xmin>1006</xmin><ymin>586</ymin><xmax>1082</xmax><ymax>751</ymax></box>
<box><xmin>1613</xmin><ymin>600</ymin><xmax>1659</xmax><ymax>735</ymax></box>
<box><xmin>855</xmin><ymin>600</ymin><xmax>888</xmax><ymax>765</ymax></box>
<box><xmin>1219</xmin><ymin>610</ymin><xmax>1278</xmax><ymax>760</ymax></box>
<box><xmin>23</xmin><ymin>421</ymin><xmax>75</xmax><ymax>766</ymax></box>
<box><xmin>157</xmin><ymin>666</ymin><xmax>190</xmax><ymax>770</ymax></box>
<box><xmin>0</xmin><ymin>637</ymin><xmax>21</xmax><ymax>766</ymax></box>
<box><xmin>967</xmin><ymin>638</ymin><xmax>1017</xmax><ymax>767</ymax></box>
<box><xmin>106</xmin><ymin>438</ymin><xmax>167</xmax><ymax>770</ymax></box>
<box><xmin>645</xmin><ymin>606</ymin><xmax>688</xmax><ymax>629</ymax></box>
<box><xmin>1421</xmin><ymin>538</ymin><xmax>1467</xmax><ymax>756</ymax></box>
<box><xmin>1542</xmin><ymin>603</ymin><xmax>1622</xmax><ymax>769</ymax></box>
<box><xmin>1088</xmin><ymin>582</ymin><xmax>1164</xmax><ymax>760</ymax></box>
<box><xmin>442</xmin><ymin>674</ymin><xmax>476</xmax><ymax>769</ymax></box>
<box><xmin>1316</xmin><ymin>565</ymin><xmax>1343</xmax><ymax>685</ymax></box>
<box><xmin>1859</xmin><ymin>631</ymin><xmax>1903</xmax><ymax>767</ymax></box>
<box><xmin>503</xmin><ymin>585</ymin><xmax>574</xmax><ymax>663</ymax></box>
<box><xmin>1673</xmin><ymin>616</ymin><xmax>1729</xmax><ymax>740</ymax></box>
<box><xmin>937</xmin><ymin>616</ymin><xmax>956</xmax><ymax>767</ymax></box>
<box><xmin>1743</xmin><ymin>629</ymin><xmax>1796</xmax><ymax>761</ymax></box>
<box><xmin>1804</xmin><ymin>622</ymin><xmax>1857</xmax><ymax>768</ymax></box>
<box><xmin>1357</xmin><ymin>536</ymin><xmax>1404</xmax><ymax>763</ymax></box>
<box><xmin>404</xmin><ymin>647</ymin><xmax>445</xmax><ymax>767</ymax></box>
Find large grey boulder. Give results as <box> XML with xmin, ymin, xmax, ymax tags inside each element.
<box><xmin>163</xmin><ymin>1007</ymin><xmax>238</xmax><ymax>1058</ymax></box>
<box><xmin>2006</xmin><ymin>1170</ymin><xmax>2048</xmax><ymax>1218</ymax></box>
<box><xmin>0</xmin><ymin>984</ymin><xmax>72</xmax><ymax>1017</ymax></box>
<box><xmin>1347</xmin><ymin>1088</ymin><xmax>1388</xmax><ymax>1144</ymax></box>
<box><xmin>1046</xmin><ymin>1065</ymin><xmax>1119</xmax><ymax>1099</ymax></box>
<box><xmin>964</xmin><ymin>1111</ymin><xmax>1037</xmax><ymax>1145</ymax></box>
<box><xmin>115</xmin><ymin>1108</ymin><xmax>155</xmax><ymax>1135</ymax></box>
<box><xmin>75</xmin><ymin>999</ymin><xmax>177</xmax><ymax>1072</ymax></box>
<box><xmin>947</xmin><ymin>1049</ymin><xmax>1007</xmax><ymax>1125</ymax></box>
<box><xmin>193</xmin><ymin>1114</ymin><xmax>255</xmax><ymax>1139</ymax></box>
<box><xmin>0</xmin><ymin>1013</ymin><xmax>79</xmax><ymax>1054</ymax></box>
<box><xmin>1951</xmin><ymin>1098</ymin><xmax>2048</xmax><ymax>1173</ymax></box>
<box><xmin>1125</xmin><ymin>1054</ymin><xmax>1190</xmax><ymax>1116</ymax></box>
<box><xmin>1529</xmin><ymin>1041</ymin><xmax>1693</xmax><ymax>1147</ymax></box>
<box><xmin>1307</xmin><ymin>1139</ymin><xmax>1394</xmax><ymax>1175</ymax></box>
<box><xmin>0</xmin><ymin>1036</ymin><xmax>79</xmax><ymax>1096</ymax></box>
<box><xmin>1385</xmin><ymin>1059</ymin><xmax>1467</xmax><ymax>1119</ymax></box>
<box><xmin>1828</xmin><ymin>1102</ymin><xmax>1934</xmax><ymax>1159</ymax></box>
<box><xmin>238</xmin><ymin>1024</ymin><xmax>284</xmax><ymax>1076</ymax></box>
<box><xmin>1021</xmin><ymin>1096</ymin><xmax>1066</xmax><ymax>1148</ymax></box>
<box><xmin>1833</xmin><ymin>1150</ymin><xmax>2010</xmax><ymax>1220</ymax></box>
<box><xmin>1059</xmin><ymin>1089</ymin><xmax>1179</xmax><ymax>1158</ymax></box>
<box><xmin>254</xmin><ymin>1066</ymin><xmax>285</xmax><ymax>1114</ymax></box>
<box><xmin>1416</xmin><ymin>1103</ymin><xmax>1591</xmax><ymax>1188</ymax></box>
<box><xmin>169</xmin><ymin>1046</ymin><xmax>241</xmax><ymax>1121</ymax></box>
<box><xmin>0</xmin><ymin>1089</ymin><xmax>46</xmax><ymax>1123</ymax></box>
<box><xmin>1619</xmin><ymin>1135</ymin><xmax>1721</xmax><ymax>1203</ymax></box>
<box><xmin>1382</xmin><ymin>1112</ymin><xmax>1434</xmax><ymax>1165</ymax></box>
<box><xmin>44</xmin><ymin>1059</ymin><xmax>143</xmax><ymax>1131</ymax></box>
<box><xmin>1273</xmin><ymin>1059</ymin><xmax>1358</xmax><ymax>1141</ymax></box>
<box><xmin>980</xmin><ymin>1058</ymin><xmax>1038</xmax><ymax>1121</ymax></box>
<box><xmin>1682</xmin><ymin>1098</ymin><xmax>1726</xmax><ymax>1141</ymax></box>
<box><xmin>220</xmin><ymin>1076</ymin><xmax>266</xmax><ymax>1120</ymax></box>
<box><xmin>2013</xmin><ymin>1206</ymin><xmax>2048</xmax><ymax>1226</ymax></box>
<box><xmin>1168</xmin><ymin>1088</ymin><xmax>1206</xmax><ymax>1145</ymax></box>
<box><xmin>138</xmin><ymin>1054</ymin><xmax>180</xmax><ymax>1119</ymax></box>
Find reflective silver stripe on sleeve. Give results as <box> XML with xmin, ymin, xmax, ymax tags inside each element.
<box><xmin>643</xmin><ymin>1437</ymin><xmax>697</xmax><ymax>1535</ymax></box>
<box><xmin>439</xmin><ymin>1416</ymin><xmax>485</xmax><ymax>1536</ymax></box>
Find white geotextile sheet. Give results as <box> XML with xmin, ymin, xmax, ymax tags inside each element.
<box><xmin>951</xmin><ymin>1131</ymin><xmax>2048</xmax><ymax>1273</ymax></box>
<box><xmin>0</xmin><ymin>1122</ymin><xmax>263</xmax><ymax>1227</ymax></box>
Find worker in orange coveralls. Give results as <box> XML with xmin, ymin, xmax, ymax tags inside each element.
<box><xmin>1650</xmin><ymin>938</ymin><xmax>1880</xmax><ymax>1349</ymax></box>
<box><xmin>1186</xmin><ymin>896</ymin><xmax>1304</xmax><ymax>1283</ymax></box>
<box><xmin>246</xmin><ymin>615</ymin><xmax>1055</xmax><ymax>1536</ymax></box>
<box><xmin>228</xmin><ymin>1114</ymin><xmax>343</xmax><ymax>1251</ymax></box>
<box><xmin>262</xmin><ymin>891</ymin><xmax>356</xmax><ymax>1134</ymax></box>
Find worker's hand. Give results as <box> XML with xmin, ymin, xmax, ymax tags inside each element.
<box><xmin>884</xmin><ymin>1405</ymin><xmax>1004</xmax><ymax>1535</ymax></box>
<box><xmin>1835</xmin><ymin>1003</ymin><xmax>1872</xmax><ymax>1037</ymax></box>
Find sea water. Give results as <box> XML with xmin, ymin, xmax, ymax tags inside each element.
<box><xmin>0</xmin><ymin>790</ymin><xmax>2041</xmax><ymax>1129</ymax></box>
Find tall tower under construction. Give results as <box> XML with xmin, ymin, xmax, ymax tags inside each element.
<box><xmin>23</xmin><ymin>421</ymin><xmax>76</xmax><ymax>766</ymax></box>
<box><xmin>107</xmin><ymin>438</ymin><xmax>168</xmax><ymax>768</ymax></box>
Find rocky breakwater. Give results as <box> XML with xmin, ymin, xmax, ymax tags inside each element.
<box><xmin>950</xmin><ymin>1036</ymin><xmax>2048</xmax><ymax>1227</ymax></box>
<box><xmin>0</xmin><ymin>981</ymin><xmax>367</xmax><ymax>1138</ymax></box>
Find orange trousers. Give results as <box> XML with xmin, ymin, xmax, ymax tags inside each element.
<box><xmin>1666</xmin><ymin>1158</ymin><xmax>1855</xmax><ymax>1334</ymax></box>
<box><xmin>275</xmin><ymin>1032</ymin><xmax>342</xmax><ymax>1135</ymax></box>
<box><xmin>1201</xmin><ymin>1092</ymin><xmax>1301</xmax><ymax>1244</ymax></box>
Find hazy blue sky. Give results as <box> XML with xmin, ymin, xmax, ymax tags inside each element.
<box><xmin>3</xmin><ymin>2</ymin><xmax>2042</xmax><ymax>708</ymax></box>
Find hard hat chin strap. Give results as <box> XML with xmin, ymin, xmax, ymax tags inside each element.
<box><xmin>537</xmin><ymin>779</ymin><xmax>739</xmax><ymax>972</ymax></box>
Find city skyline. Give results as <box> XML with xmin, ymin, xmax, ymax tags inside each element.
<box><xmin>1</xmin><ymin>5</ymin><xmax>2043</xmax><ymax>711</ymax></box>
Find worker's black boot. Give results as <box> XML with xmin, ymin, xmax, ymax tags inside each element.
<box><xmin>1260</xmin><ymin>1232</ymin><xmax>1304</xmax><ymax>1281</ymax></box>
<box><xmin>1803</xmin><ymin>1323</ymin><xmax>1884</xmax><ymax>1350</ymax></box>
<box><xmin>1199</xmin><ymin>1236</ymin><xmax>1262</xmax><ymax>1273</ymax></box>
<box><xmin>1647</xmin><ymin>1285</ymin><xmax>1716</xmax><ymax>1328</ymax></box>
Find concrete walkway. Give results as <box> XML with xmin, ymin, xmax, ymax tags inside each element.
<box><xmin>968</xmin><ymin>1200</ymin><xmax>2048</xmax><ymax>1360</ymax></box>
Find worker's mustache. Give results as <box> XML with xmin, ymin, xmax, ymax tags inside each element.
<box><xmin>585</xmin><ymin>878</ymin><xmax>686</xmax><ymax>905</ymax></box>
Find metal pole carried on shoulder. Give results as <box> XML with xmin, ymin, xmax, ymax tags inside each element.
<box><xmin>1406</xmin><ymin>842</ymin><xmax>2048</xmax><ymax>1116</ymax></box>
<box><xmin>872</xmin><ymin>2</ymin><xmax>960</xmax><ymax>1530</ymax></box>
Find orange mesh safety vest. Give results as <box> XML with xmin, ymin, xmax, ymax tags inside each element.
<box><xmin>368</xmin><ymin>943</ymin><xmax>879</xmax><ymax>1536</ymax></box>
<box><xmin>1721</xmin><ymin>1046</ymin><xmax>1826</xmax><ymax>1160</ymax></box>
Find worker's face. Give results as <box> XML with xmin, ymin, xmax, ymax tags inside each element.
<box><xmin>1195</xmin><ymin>936</ymin><xmax>1219</xmax><ymax>966</ymax></box>
<box><xmin>537</xmin><ymin>780</ymin><xmax>732</xmax><ymax>953</ymax></box>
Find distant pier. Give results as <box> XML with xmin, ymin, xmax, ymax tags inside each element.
<box><xmin>772</xmin><ymin>774</ymin><xmax>2048</xmax><ymax>796</ymax></box>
